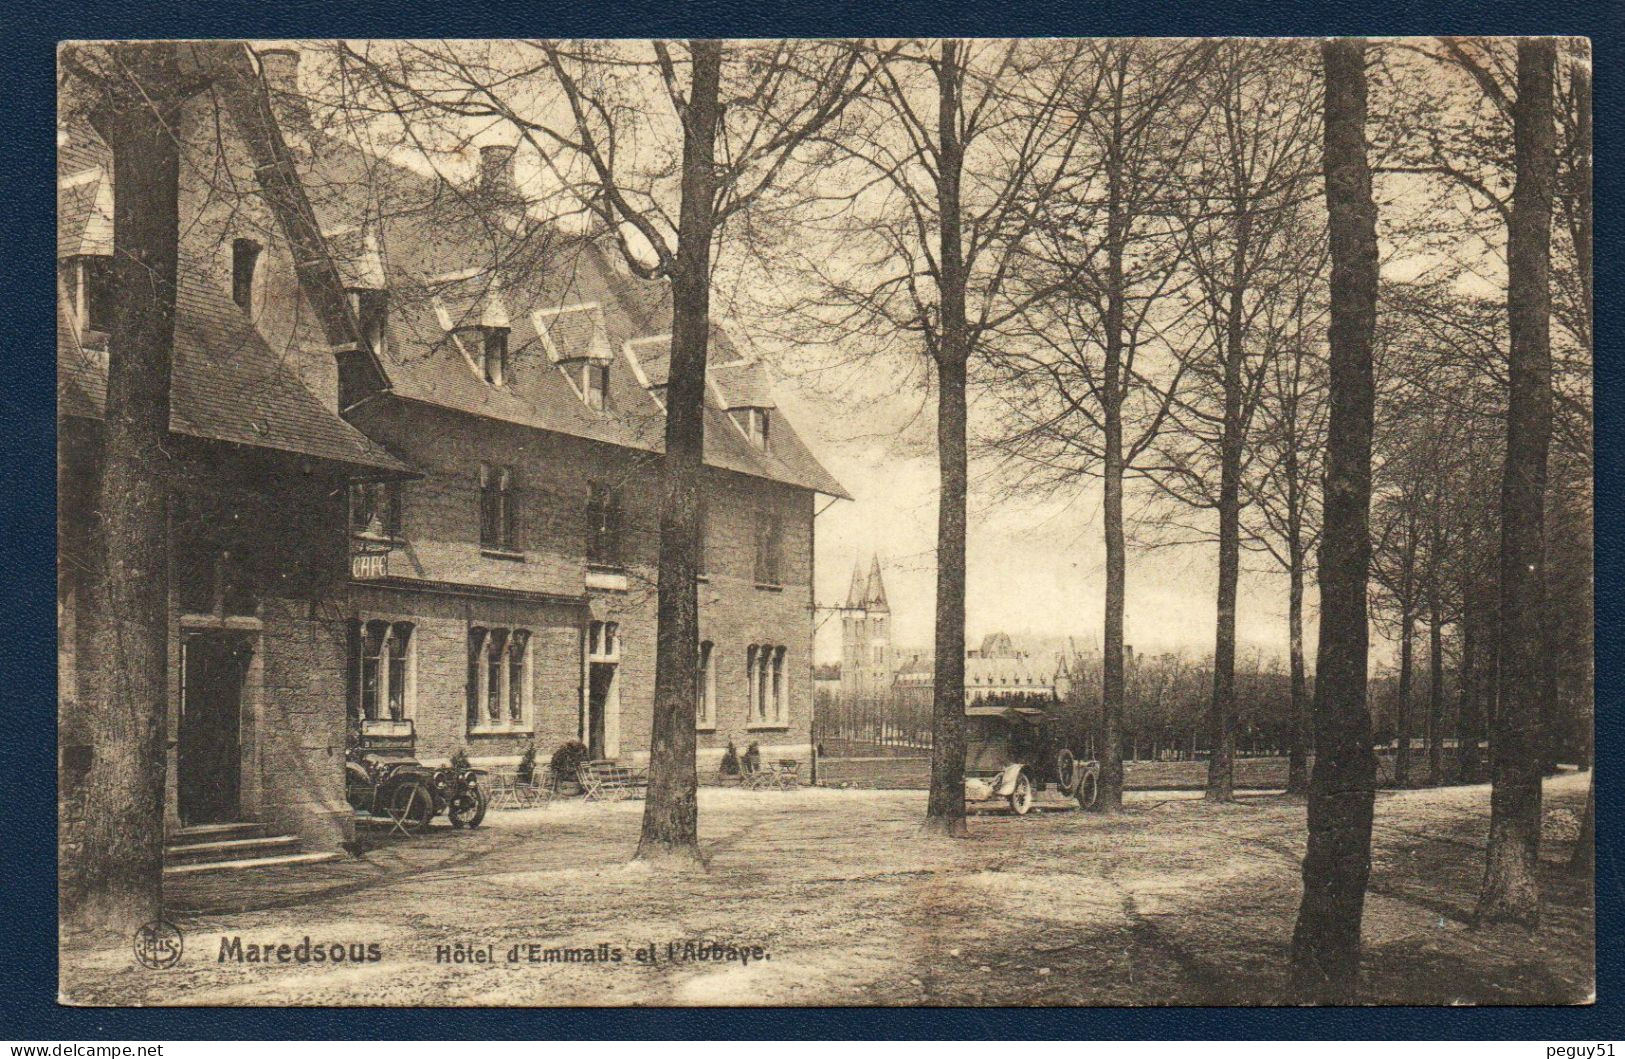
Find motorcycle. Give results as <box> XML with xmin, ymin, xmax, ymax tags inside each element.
<box><xmin>345</xmin><ymin>719</ymin><xmax>488</xmax><ymax>832</ymax></box>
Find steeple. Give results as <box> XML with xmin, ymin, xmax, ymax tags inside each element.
<box><xmin>864</xmin><ymin>554</ymin><xmax>889</xmax><ymax>611</ymax></box>
<box><xmin>846</xmin><ymin>560</ymin><xmax>867</xmax><ymax>610</ymax></box>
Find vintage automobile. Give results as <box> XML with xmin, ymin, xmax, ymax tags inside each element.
<box><xmin>345</xmin><ymin>719</ymin><xmax>488</xmax><ymax>832</ymax></box>
<box><xmin>963</xmin><ymin>703</ymin><xmax>1100</xmax><ymax>814</ymax></box>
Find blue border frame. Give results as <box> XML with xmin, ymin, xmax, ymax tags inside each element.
<box><xmin>3</xmin><ymin>0</ymin><xmax>1616</xmax><ymax>1039</ymax></box>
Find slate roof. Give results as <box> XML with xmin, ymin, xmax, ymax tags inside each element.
<box><xmin>285</xmin><ymin>129</ymin><xmax>849</xmax><ymax>499</ymax></box>
<box><xmin>56</xmin><ymin>131</ymin><xmax>410</xmax><ymax>473</ymax></box>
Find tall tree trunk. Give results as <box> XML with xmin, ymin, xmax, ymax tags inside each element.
<box><xmin>1206</xmin><ymin>205</ymin><xmax>1250</xmax><ymax>805</ymax></box>
<box><xmin>1291</xmin><ymin>37</ymin><xmax>1378</xmax><ymax>1004</ymax></box>
<box><xmin>1396</xmin><ymin>601</ymin><xmax>1413</xmax><ymax>786</ymax></box>
<box><xmin>1285</xmin><ymin>533</ymin><xmax>1311</xmax><ymax>796</ymax></box>
<box><xmin>636</xmin><ymin>41</ymin><xmax>722</xmax><ymax>864</ymax></box>
<box><xmin>1097</xmin><ymin>134</ymin><xmax>1127</xmax><ymax>814</ymax></box>
<box><xmin>1427</xmin><ymin>589</ymin><xmax>1444</xmax><ymax>786</ymax></box>
<box><xmin>1456</xmin><ymin>582</ymin><xmax>1485</xmax><ymax>783</ymax></box>
<box><xmin>1477</xmin><ymin>38</ymin><xmax>1556</xmax><ymax>928</ymax></box>
<box><xmin>66</xmin><ymin>47</ymin><xmax>189</xmax><ymax>937</ymax></box>
<box><xmin>923</xmin><ymin>41</ymin><xmax>969</xmax><ymax>838</ymax></box>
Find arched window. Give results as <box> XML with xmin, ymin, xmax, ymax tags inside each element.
<box><xmin>746</xmin><ymin>645</ymin><xmax>759</xmax><ymax>722</ymax></box>
<box><xmin>696</xmin><ymin>640</ymin><xmax>716</xmax><ymax>729</ymax></box>
<box><xmin>467</xmin><ymin>625</ymin><xmax>533</xmax><ymax>732</ymax></box>
<box><xmin>507</xmin><ymin>629</ymin><xmax>529</xmax><ymax>725</ymax></box>
<box><xmin>772</xmin><ymin>646</ymin><xmax>788</xmax><ymax>725</ymax></box>
<box><xmin>353</xmin><ymin>618</ymin><xmax>413</xmax><ymax>722</ymax></box>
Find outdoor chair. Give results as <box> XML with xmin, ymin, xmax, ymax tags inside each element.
<box><xmin>578</xmin><ymin>760</ymin><xmax>649</xmax><ymax>801</ymax></box>
<box><xmin>487</xmin><ymin>771</ymin><xmax>523</xmax><ymax>810</ymax></box>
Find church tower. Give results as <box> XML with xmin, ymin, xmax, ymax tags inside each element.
<box><xmin>841</xmin><ymin>554</ymin><xmax>892</xmax><ymax>701</ymax></box>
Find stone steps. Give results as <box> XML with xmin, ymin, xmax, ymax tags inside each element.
<box><xmin>164</xmin><ymin>821</ymin><xmax>337</xmax><ymax>876</ymax></box>
<box><xmin>163</xmin><ymin>834</ymin><xmax>302</xmax><ymax>864</ymax></box>
<box><xmin>163</xmin><ymin>850</ymin><xmax>341</xmax><ymax>877</ymax></box>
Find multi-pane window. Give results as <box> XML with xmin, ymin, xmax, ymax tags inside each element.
<box><xmin>588</xmin><ymin>620</ymin><xmax>620</xmax><ymax>660</ymax></box>
<box><xmin>467</xmin><ymin>625</ymin><xmax>531</xmax><ymax>730</ymax></box>
<box><xmin>350</xmin><ymin>480</ymin><xmax>403</xmax><ymax>540</ymax></box>
<box><xmin>696</xmin><ymin>640</ymin><xmax>716</xmax><ymax>729</ymax></box>
<box><xmin>586</xmin><ymin>482</ymin><xmax>623</xmax><ymax>567</ymax></box>
<box><xmin>480</xmin><ymin>464</ymin><xmax>518</xmax><ymax>552</ymax></box>
<box><xmin>746</xmin><ymin>643</ymin><xmax>789</xmax><ymax>725</ymax></box>
<box><xmin>753</xmin><ymin>510</ymin><xmax>783</xmax><ymax>586</ymax></box>
<box><xmin>351</xmin><ymin>619</ymin><xmax>413</xmax><ymax>723</ymax></box>
<box><xmin>232</xmin><ymin>238</ymin><xmax>262</xmax><ymax>311</ymax></box>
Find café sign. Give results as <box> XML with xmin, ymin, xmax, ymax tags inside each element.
<box><xmin>351</xmin><ymin>550</ymin><xmax>389</xmax><ymax>580</ymax></box>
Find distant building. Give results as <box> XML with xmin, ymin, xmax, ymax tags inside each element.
<box><xmin>840</xmin><ymin>555</ymin><xmax>894</xmax><ymax>701</ymax></box>
<box><xmin>894</xmin><ymin>629</ymin><xmax>1062</xmax><ymax>708</ymax></box>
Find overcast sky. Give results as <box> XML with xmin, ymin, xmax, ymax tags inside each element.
<box><xmin>785</xmin><ymin>373</ymin><xmax>1320</xmax><ymax>668</ymax></box>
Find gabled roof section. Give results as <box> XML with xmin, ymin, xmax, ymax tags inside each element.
<box><xmin>56</xmin><ymin>105</ymin><xmax>409</xmax><ymax>475</ymax></box>
<box><xmin>58</xmin><ymin>167</ymin><xmax>114</xmax><ymax>258</ymax></box>
<box><xmin>324</xmin><ymin>223</ymin><xmax>387</xmax><ymax>290</ymax></box>
<box><xmin>535</xmin><ymin>303</ymin><xmax>613</xmax><ymax>364</ymax></box>
<box><xmin>713</xmin><ymin>359</ymin><xmax>778</xmax><ymax>410</ymax></box>
<box><xmin>623</xmin><ymin>335</ymin><xmax>674</xmax><ymax>390</ymax></box>
<box><xmin>57</xmin><ymin>278</ymin><xmax>409</xmax><ymax>473</ymax></box>
<box><xmin>281</xmin><ymin>121</ymin><xmax>850</xmax><ymax>500</ymax></box>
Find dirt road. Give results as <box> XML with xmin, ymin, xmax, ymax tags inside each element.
<box><xmin>60</xmin><ymin>772</ymin><xmax>1593</xmax><ymax>1006</ymax></box>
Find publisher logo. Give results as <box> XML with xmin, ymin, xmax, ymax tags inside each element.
<box><xmin>133</xmin><ymin>919</ymin><xmax>183</xmax><ymax>969</ymax></box>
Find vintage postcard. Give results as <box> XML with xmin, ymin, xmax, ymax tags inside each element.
<box><xmin>56</xmin><ymin>37</ymin><xmax>1593</xmax><ymax>1007</ymax></box>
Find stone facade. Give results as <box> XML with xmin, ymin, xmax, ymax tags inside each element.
<box><xmin>345</xmin><ymin>399</ymin><xmax>817</xmax><ymax>771</ymax></box>
<box><xmin>58</xmin><ymin>46</ymin><xmax>835</xmax><ymax>865</ymax></box>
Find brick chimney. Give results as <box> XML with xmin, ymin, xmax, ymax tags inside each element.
<box><xmin>256</xmin><ymin>47</ymin><xmax>310</xmax><ymax>130</ymax></box>
<box><xmin>479</xmin><ymin>144</ymin><xmax>518</xmax><ymax>200</ymax></box>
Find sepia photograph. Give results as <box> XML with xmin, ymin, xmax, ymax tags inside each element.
<box><xmin>54</xmin><ymin>36</ymin><xmax>1593</xmax><ymax>1009</ymax></box>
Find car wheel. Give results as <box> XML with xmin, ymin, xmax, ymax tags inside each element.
<box><xmin>449</xmin><ymin>785</ymin><xmax>487</xmax><ymax>829</ymax></box>
<box><xmin>1056</xmin><ymin>749</ymin><xmax>1079</xmax><ymax>795</ymax></box>
<box><xmin>1077</xmin><ymin>770</ymin><xmax>1099</xmax><ymax>811</ymax></box>
<box><xmin>1008</xmin><ymin>775</ymin><xmax>1033</xmax><ymax>815</ymax></box>
<box><xmin>388</xmin><ymin>780</ymin><xmax>434</xmax><ymax>833</ymax></box>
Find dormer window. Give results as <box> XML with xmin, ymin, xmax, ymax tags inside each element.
<box><xmin>349</xmin><ymin>288</ymin><xmax>388</xmax><ymax>356</ymax></box>
<box><xmin>739</xmin><ymin>407</ymin><xmax>771</xmax><ymax>450</ymax></box>
<box><xmin>484</xmin><ymin>329</ymin><xmax>509</xmax><ymax>386</ymax></box>
<box><xmin>535</xmin><ymin>303</ymin><xmax>614</xmax><ymax>412</ymax></box>
<box><xmin>69</xmin><ymin>256</ymin><xmax>115</xmax><ymax>333</ymax></box>
<box><xmin>581</xmin><ymin>362</ymin><xmax>609</xmax><ymax>411</ymax></box>
<box><xmin>232</xmin><ymin>238</ymin><xmax>262</xmax><ymax>311</ymax></box>
<box><xmin>460</xmin><ymin>325</ymin><xmax>510</xmax><ymax>386</ymax></box>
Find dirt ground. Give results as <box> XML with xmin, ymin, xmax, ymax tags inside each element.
<box><xmin>60</xmin><ymin>771</ymin><xmax>1594</xmax><ymax>1007</ymax></box>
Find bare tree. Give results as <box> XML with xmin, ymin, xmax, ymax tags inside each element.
<box><xmin>57</xmin><ymin>42</ymin><xmax>218</xmax><ymax>935</ymax></box>
<box><xmin>1150</xmin><ymin>39</ymin><xmax>1322</xmax><ymax>802</ymax></box>
<box><xmin>1290</xmin><ymin>36</ymin><xmax>1379</xmax><ymax>1004</ymax></box>
<box><xmin>1369</xmin><ymin>439</ymin><xmax>1428</xmax><ymax>786</ymax></box>
<box><xmin>1243</xmin><ymin>270</ymin><xmax>1327</xmax><ymax>797</ymax></box>
<box><xmin>1477</xmin><ymin>37</ymin><xmax>1557</xmax><ymax>927</ymax></box>
<box><xmin>984</xmin><ymin>39</ymin><xmax>1212</xmax><ymax>812</ymax></box>
<box><xmin>332</xmin><ymin>39</ymin><xmax>871</xmax><ymax>861</ymax></box>
<box><xmin>770</xmin><ymin>40</ymin><xmax>1088</xmax><ymax>834</ymax></box>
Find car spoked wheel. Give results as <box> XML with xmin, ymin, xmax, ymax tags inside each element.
<box><xmin>1008</xmin><ymin>774</ymin><xmax>1033</xmax><ymax>815</ymax></box>
<box><xmin>1077</xmin><ymin>769</ymin><xmax>1099</xmax><ymax>811</ymax></box>
<box><xmin>1056</xmin><ymin>749</ymin><xmax>1079</xmax><ymax>795</ymax></box>
<box><xmin>449</xmin><ymin>785</ymin><xmax>487</xmax><ymax>829</ymax></box>
<box><xmin>388</xmin><ymin>780</ymin><xmax>434</xmax><ymax>834</ymax></box>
